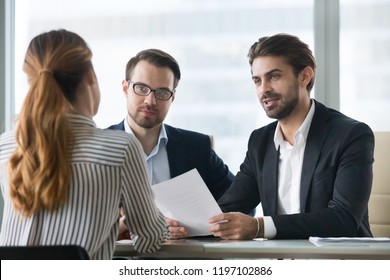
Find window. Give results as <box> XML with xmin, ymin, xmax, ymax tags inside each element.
<box><xmin>340</xmin><ymin>0</ymin><xmax>390</xmax><ymax>131</ymax></box>
<box><xmin>14</xmin><ymin>0</ymin><xmax>314</xmax><ymax>173</ymax></box>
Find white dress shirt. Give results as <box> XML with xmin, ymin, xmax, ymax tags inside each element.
<box><xmin>263</xmin><ymin>101</ymin><xmax>315</xmax><ymax>238</ymax></box>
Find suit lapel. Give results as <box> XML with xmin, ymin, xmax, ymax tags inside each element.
<box><xmin>165</xmin><ymin>125</ymin><xmax>183</xmax><ymax>178</ymax></box>
<box><xmin>300</xmin><ymin>101</ymin><xmax>331</xmax><ymax>211</ymax></box>
<box><xmin>263</xmin><ymin>128</ymin><xmax>279</xmax><ymax>215</ymax></box>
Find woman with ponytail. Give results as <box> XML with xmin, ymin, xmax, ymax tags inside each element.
<box><xmin>0</xmin><ymin>29</ymin><xmax>168</xmax><ymax>259</ymax></box>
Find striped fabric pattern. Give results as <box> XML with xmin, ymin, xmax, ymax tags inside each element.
<box><xmin>0</xmin><ymin>114</ymin><xmax>168</xmax><ymax>259</ymax></box>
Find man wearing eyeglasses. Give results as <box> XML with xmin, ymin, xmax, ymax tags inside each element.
<box><xmin>108</xmin><ymin>49</ymin><xmax>235</xmax><ymax>239</ymax></box>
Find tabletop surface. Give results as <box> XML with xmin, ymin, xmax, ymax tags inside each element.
<box><xmin>114</xmin><ymin>237</ymin><xmax>390</xmax><ymax>259</ymax></box>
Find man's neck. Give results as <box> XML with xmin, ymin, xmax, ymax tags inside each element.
<box><xmin>279</xmin><ymin>99</ymin><xmax>311</xmax><ymax>145</ymax></box>
<box><xmin>127</xmin><ymin>118</ymin><xmax>162</xmax><ymax>155</ymax></box>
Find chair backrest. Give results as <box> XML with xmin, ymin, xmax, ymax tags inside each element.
<box><xmin>0</xmin><ymin>245</ymin><xmax>89</xmax><ymax>260</ymax></box>
<box><xmin>209</xmin><ymin>135</ymin><xmax>214</xmax><ymax>149</ymax></box>
<box><xmin>368</xmin><ymin>131</ymin><xmax>390</xmax><ymax>237</ymax></box>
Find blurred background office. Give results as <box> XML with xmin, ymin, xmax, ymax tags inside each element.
<box><xmin>1</xmin><ymin>0</ymin><xmax>390</xmax><ymax>220</ymax></box>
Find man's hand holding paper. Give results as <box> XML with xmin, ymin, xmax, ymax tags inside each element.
<box><xmin>151</xmin><ymin>168</ymin><xmax>222</xmax><ymax>237</ymax></box>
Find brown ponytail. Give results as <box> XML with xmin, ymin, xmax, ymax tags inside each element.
<box><xmin>9</xmin><ymin>29</ymin><xmax>93</xmax><ymax>217</ymax></box>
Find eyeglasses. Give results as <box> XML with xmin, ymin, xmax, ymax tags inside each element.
<box><xmin>127</xmin><ymin>81</ymin><xmax>174</xmax><ymax>101</ymax></box>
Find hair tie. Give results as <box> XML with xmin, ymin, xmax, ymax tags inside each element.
<box><xmin>39</xmin><ymin>69</ymin><xmax>53</xmax><ymax>75</ymax></box>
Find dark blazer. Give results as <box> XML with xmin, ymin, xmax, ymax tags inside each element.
<box><xmin>107</xmin><ymin>122</ymin><xmax>234</xmax><ymax>201</ymax></box>
<box><xmin>218</xmin><ymin>100</ymin><xmax>374</xmax><ymax>238</ymax></box>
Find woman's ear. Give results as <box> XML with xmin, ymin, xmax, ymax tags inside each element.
<box><xmin>85</xmin><ymin>68</ymin><xmax>97</xmax><ymax>86</ymax></box>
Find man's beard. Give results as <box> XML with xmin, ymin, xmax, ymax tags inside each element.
<box><xmin>130</xmin><ymin>108</ymin><xmax>164</xmax><ymax>129</ymax></box>
<box><xmin>263</xmin><ymin>83</ymin><xmax>299</xmax><ymax>120</ymax></box>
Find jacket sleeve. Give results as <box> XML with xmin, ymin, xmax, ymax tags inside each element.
<box><xmin>218</xmin><ymin>130</ymin><xmax>264</xmax><ymax>215</ymax></box>
<box><xmin>121</xmin><ymin>136</ymin><xmax>168</xmax><ymax>253</ymax></box>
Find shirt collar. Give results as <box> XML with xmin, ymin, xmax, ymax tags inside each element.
<box><xmin>157</xmin><ymin>124</ymin><xmax>168</xmax><ymax>146</ymax></box>
<box><xmin>68</xmin><ymin>114</ymin><xmax>96</xmax><ymax>128</ymax></box>
<box><xmin>273</xmin><ymin>100</ymin><xmax>315</xmax><ymax>150</ymax></box>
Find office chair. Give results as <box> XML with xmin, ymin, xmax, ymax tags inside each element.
<box><xmin>0</xmin><ymin>245</ymin><xmax>90</xmax><ymax>260</ymax></box>
<box><xmin>368</xmin><ymin>131</ymin><xmax>390</xmax><ymax>237</ymax></box>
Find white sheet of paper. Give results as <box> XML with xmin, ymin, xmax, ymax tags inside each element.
<box><xmin>151</xmin><ymin>168</ymin><xmax>222</xmax><ymax>237</ymax></box>
<box><xmin>309</xmin><ymin>236</ymin><xmax>390</xmax><ymax>244</ymax></box>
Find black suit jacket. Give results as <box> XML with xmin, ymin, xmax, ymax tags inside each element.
<box><xmin>107</xmin><ymin>122</ymin><xmax>234</xmax><ymax>201</ymax></box>
<box><xmin>218</xmin><ymin>100</ymin><xmax>374</xmax><ymax>238</ymax></box>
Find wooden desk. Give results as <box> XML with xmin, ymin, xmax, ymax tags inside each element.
<box><xmin>114</xmin><ymin>238</ymin><xmax>390</xmax><ymax>260</ymax></box>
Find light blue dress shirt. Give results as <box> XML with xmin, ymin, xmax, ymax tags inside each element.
<box><xmin>124</xmin><ymin>118</ymin><xmax>171</xmax><ymax>185</ymax></box>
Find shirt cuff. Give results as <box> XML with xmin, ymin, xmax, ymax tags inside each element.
<box><xmin>263</xmin><ymin>216</ymin><xmax>277</xmax><ymax>239</ymax></box>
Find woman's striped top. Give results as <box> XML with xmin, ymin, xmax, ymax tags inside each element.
<box><xmin>0</xmin><ymin>114</ymin><xmax>168</xmax><ymax>259</ymax></box>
